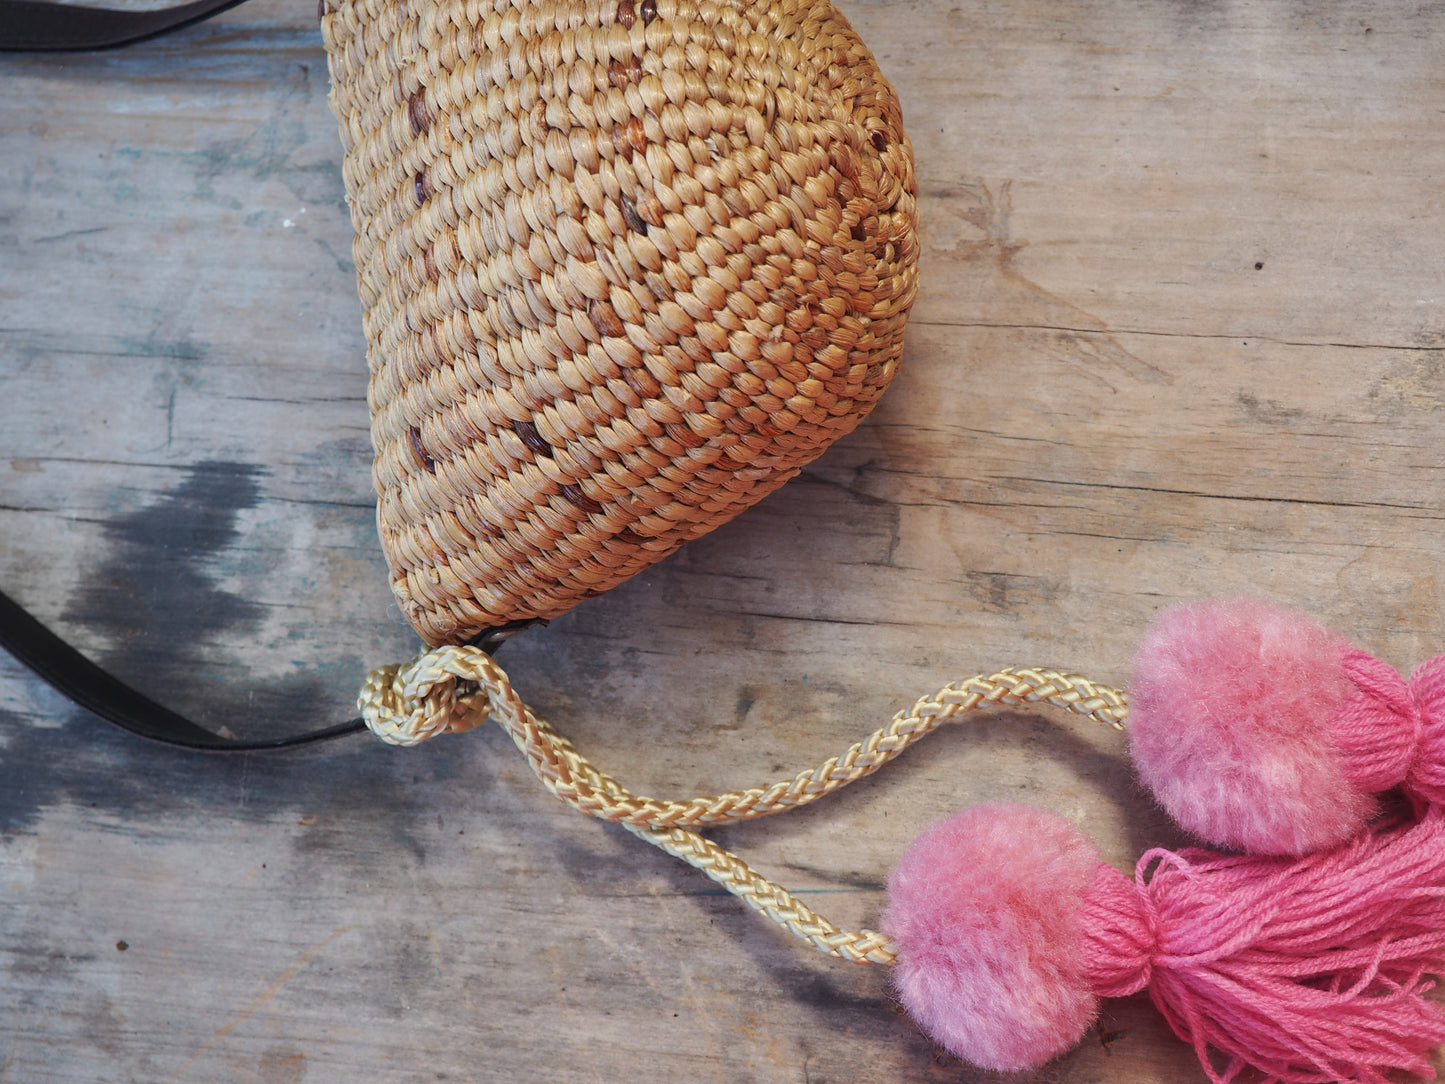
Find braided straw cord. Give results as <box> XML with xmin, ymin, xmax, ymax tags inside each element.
<box><xmin>623</xmin><ymin>822</ymin><xmax>899</xmax><ymax>964</ymax></box>
<box><xmin>321</xmin><ymin>0</ymin><xmax>919</xmax><ymax>646</ymax></box>
<box><xmin>359</xmin><ymin>646</ymin><xmax>1128</xmax><ymax>961</ymax></box>
<box><xmin>359</xmin><ymin>647</ymin><xmax>1129</xmax><ymax>824</ymax></box>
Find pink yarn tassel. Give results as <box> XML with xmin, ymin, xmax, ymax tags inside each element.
<box><xmin>1083</xmin><ymin>805</ymin><xmax>1445</xmax><ymax>1084</ymax></box>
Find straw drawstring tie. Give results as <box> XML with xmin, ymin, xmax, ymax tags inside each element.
<box><xmin>360</xmin><ymin>639</ymin><xmax>1445</xmax><ymax>1083</ymax></box>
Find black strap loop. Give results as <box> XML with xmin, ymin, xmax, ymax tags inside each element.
<box><xmin>0</xmin><ymin>5</ymin><xmax>544</xmax><ymax>749</ymax></box>
<box><xmin>0</xmin><ymin>595</ymin><xmax>540</xmax><ymax>757</ymax></box>
<box><xmin>0</xmin><ymin>588</ymin><xmax>365</xmax><ymax>750</ymax></box>
<box><xmin>0</xmin><ymin>0</ymin><xmax>363</xmax><ymax>747</ymax></box>
<box><xmin>0</xmin><ymin>588</ymin><xmax>538</xmax><ymax>751</ymax></box>
<box><xmin>0</xmin><ymin>0</ymin><xmax>253</xmax><ymax>52</ymax></box>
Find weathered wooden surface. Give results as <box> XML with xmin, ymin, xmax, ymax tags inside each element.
<box><xmin>2</xmin><ymin>1</ymin><xmax>1443</xmax><ymax>1081</ymax></box>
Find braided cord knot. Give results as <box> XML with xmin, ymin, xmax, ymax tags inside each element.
<box><xmin>359</xmin><ymin>645</ymin><xmax>503</xmax><ymax>745</ymax></box>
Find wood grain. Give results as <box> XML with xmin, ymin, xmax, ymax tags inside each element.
<box><xmin>1</xmin><ymin>1</ymin><xmax>1442</xmax><ymax>1081</ymax></box>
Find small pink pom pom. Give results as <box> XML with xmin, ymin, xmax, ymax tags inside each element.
<box><xmin>1128</xmin><ymin>597</ymin><xmax>1370</xmax><ymax>854</ymax></box>
<box><xmin>881</xmin><ymin>803</ymin><xmax>1103</xmax><ymax>1071</ymax></box>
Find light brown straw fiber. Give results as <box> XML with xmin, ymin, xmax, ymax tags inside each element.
<box><xmin>322</xmin><ymin>0</ymin><xmax>919</xmax><ymax>645</ymax></box>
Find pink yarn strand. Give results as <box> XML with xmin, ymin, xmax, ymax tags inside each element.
<box><xmin>1334</xmin><ymin>648</ymin><xmax>1420</xmax><ymax>794</ymax></box>
<box><xmin>1152</xmin><ymin>965</ymin><xmax>1445</xmax><ymax>1084</ymax></box>
<box><xmin>1084</xmin><ymin>808</ymin><xmax>1445</xmax><ymax>1084</ymax></box>
<box><xmin>1406</xmin><ymin>655</ymin><xmax>1445</xmax><ymax>805</ymax></box>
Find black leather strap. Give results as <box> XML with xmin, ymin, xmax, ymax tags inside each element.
<box><xmin>0</xmin><ymin>0</ymin><xmax>253</xmax><ymax>51</ymax></box>
<box><xmin>0</xmin><ymin>8</ymin><xmax>543</xmax><ymax>749</ymax></box>
<box><xmin>0</xmin><ymin>0</ymin><xmax>364</xmax><ymax>747</ymax></box>
<box><xmin>0</xmin><ymin>587</ymin><xmax>366</xmax><ymax>750</ymax></box>
<box><xmin>0</xmin><ymin>587</ymin><xmax>540</xmax><ymax>751</ymax></box>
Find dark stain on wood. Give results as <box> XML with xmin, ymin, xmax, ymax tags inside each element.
<box><xmin>0</xmin><ymin>462</ymin><xmax>434</xmax><ymax>832</ymax></box>
<box><xmin>61</xmin><ymin>461</ymin><xmax>268</xmax><ymax>664</ymax></box>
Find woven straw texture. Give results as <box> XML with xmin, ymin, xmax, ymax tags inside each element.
<box><xmin>322</xmin><ymin>0</ymin><xmax>919</xmax><ymax>645</ymax></box>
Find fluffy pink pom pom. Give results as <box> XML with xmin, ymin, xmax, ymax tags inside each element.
<box><xmin>881</xmin><ymin>803</ymin><xmax>1102</xmax><ymax>1072</ymax></box>
<box><xmin>1128</xmin><ymin>597</ymin><xmax>1369</xmax><ymax>855</ymax></box>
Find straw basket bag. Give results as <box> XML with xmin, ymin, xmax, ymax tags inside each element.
<box><xmin>320</xmin><ymin>0</ymin><xmax>920</xmax><ymax>644</ymax></box>
<box><xmin>0</xmin><ymin>0</ymin><xmax>918</xmax><ymax>723</ymax></box>
<box><xmin>14</xmin><ymin>9</ymin><xmax>1445</xmax><ymax>1081</ymax></box>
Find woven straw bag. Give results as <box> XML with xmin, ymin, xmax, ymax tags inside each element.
<box><xmin>320</xmin><ymin>0</ymin><xmax>919</xmax><ymax>645</ymax></box>
<box><xmin>14</xmin><ymin>13</ymin><xmax>1445</xmax><ymax>1081</ymax></box>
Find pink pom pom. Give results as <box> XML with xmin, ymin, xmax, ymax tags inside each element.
<box><xmin>1129</xmin><ymin>597</ymin><xmax>1371</xmax><ymax>854</ymax></box>
<box><xmin>881</xmin><ymin>803</ymin><xmax>1103</xmax><ymax>1071</ymax></box>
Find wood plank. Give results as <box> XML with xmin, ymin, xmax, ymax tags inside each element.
<box><xmin>1</xmin><ymin>0</ymin><xmax>1442</xmax><ymax>1081</ymax></box>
